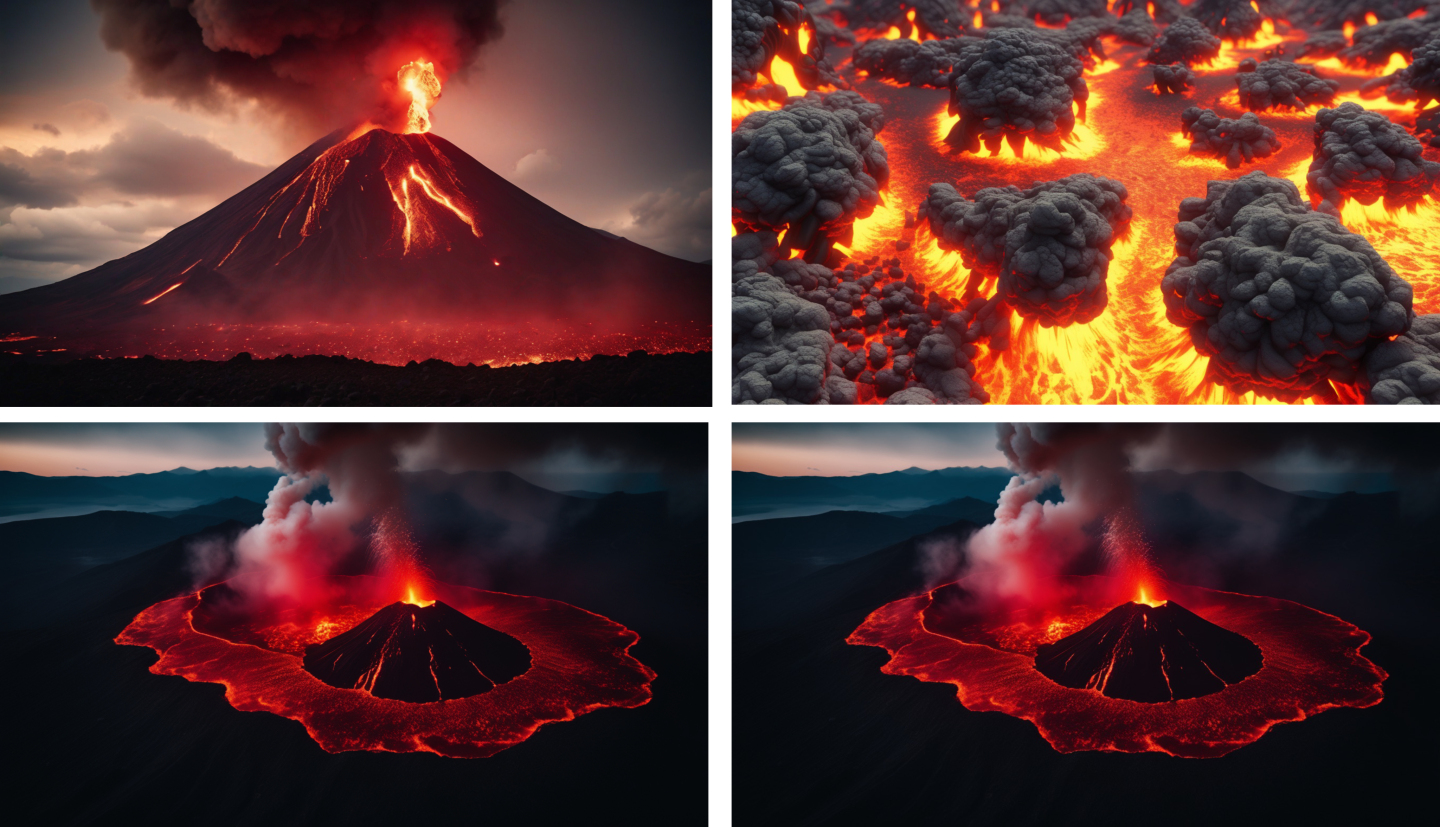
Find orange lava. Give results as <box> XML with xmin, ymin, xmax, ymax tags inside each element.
<box><xmin>398</xmin><ymin>60</ymin><xmax>441</xmax><ymax>134</ymax></box>
<box><xmin>821</xmin><ymin>32</ymin><xmax>1440</xmax><ymax>403</ymax></box>
<box><xmin>848</xmin><ymin>576</ymin><xmax>1386</xmax><ymax>758</ymax></box>
<box><xmin>116</xmin><ymin>575</ymin><xmax>654</xmax><ymax>759</ymax></box>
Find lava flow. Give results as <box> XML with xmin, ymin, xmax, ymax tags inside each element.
<box><xmin>732</xmin><ymin>5</ymin><xmax>1440</xmax><ymax>404</ymax></box>
<box><xmin>116</xmin><ymin>575</ymin><xmax>654</xmax><ymax>758</ymax></box>
<box><xmin>848</xmin><ymin>575</ymin><xmax>1385</xmax><ymax>757</ymax></box>
<box><xmin>0</xmin><ymin>59</ymin><xmax>709</xmax><ymax>366</ymax></box>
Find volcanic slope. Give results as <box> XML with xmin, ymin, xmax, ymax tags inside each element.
<box><xmin>303</xmin><ymin>599</ymin><xmax>532</xmax><ymax>703</ymax></box>
<box><xmin>0</xmin><ymin>128</ymin><xmax>709</xmax><ymax>350</ymax></box>
<box><xmin>1033</xmin><ymin>599</ymin><xmax>1264</xmax><ymax>702</ymax></box>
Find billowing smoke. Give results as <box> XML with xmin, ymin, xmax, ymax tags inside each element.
<box><xmin>193</xmin><ymin>423</ymin><xmax>703</xmax><ymax>604</ymax></box>
<box><xmin>942</xmin><ymin>423</ymin><xmax>1440</xmax><ymax>606</ymax></box>
<box><xmin>92</xmin><ymin>0</ymin><xmax>507</xmax><ymax>137</ymax></box>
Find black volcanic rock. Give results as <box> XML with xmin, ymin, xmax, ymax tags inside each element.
<box><xmin>303</xmin><ymin>600</ymin><xmax>530</xmax><ymax>703</ymax></box>
<box><xmin>1034</xmin><ymin>600</ymin><xmax>1263</xmax><ymax>702</ymax></box>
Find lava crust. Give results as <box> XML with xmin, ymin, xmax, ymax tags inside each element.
<box><xmin>116</xmin><ymin>576</ymin><xmax>654</xmax><ymax>758</ymax></box>
<box><xmin>1033</xmin><ymin>599</ymin><xmax>1263</xmax><ymax>702</ymax></box>
<box><xmin>303</xmin><ymin>600</ymin><xmax>531</xmax><ymax>703</ymax></box>
<box><xmin>848</xmin><ymin>576</ymin><xmax>1386</xmax><ymax>758</ymax></box>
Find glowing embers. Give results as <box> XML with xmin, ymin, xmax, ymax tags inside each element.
<box><xmin>398</xmin><ymin>60</ymin><xmax>441</xmax><ymax>134</ymax></box>
<box><xmin>116</xmin><ymin>575</ymin><xmax>654</xmax><ymax>758</ymax></box>
<box><xmin>848</xmin><ymin>576</ymin><xmax>1385</xmax><ymax>758</ymax></box>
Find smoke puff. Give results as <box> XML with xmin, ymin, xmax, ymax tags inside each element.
<box><xmin>919</xmin><ymin>174</ymin><xmax>1132</xmax><ymax>326</ymax></box>
<box><xmin>92</xmin><ymin>0</ymin><xmax>504</xmax><ymax>136</ymax></box>
<box><xmin>732</xmin><ymin>91</ymin><xmax>888</xmax><ymax>238</ymax></box>
<box><xmin>1191</xmin><ymin>0</ymin><xmax>1263</xmax><ymax>42</ymax></box>
<box><xmin>1147</xmin><ymin>17</ymin><xmax>1222</xmax><ymax>67</ymax></box>
<box><xmin>831</xmin><ymin>0</ymin><xmax>971</xmax><ymax>39</ymax></box>
<box><xmin>1306</xmin><ymin>102</ymin><xmax>1440</xmax><ymax>213</ymax></box>
<box><xmin>1153</xmin><ymin>62</ymin><xmax>1195</xmax><ymax>95</ymax></box>
<box><xmin>1337</xmin><ymin>13</ymin><xmax>1440</xmax><ymax>68</ymax></box>
<box><xmin>1182</xmin><ymin>107</ymin><xmax>1281</xmax><ymax>168</ymax></box>
<box><xmin>996</xmin><ymin>0</ymin><xmax>1109</xmax><ymax>25</ymax></box>
<box><xmin>1163</xmin><ymin>171</ymin><xmax>1414</xmax><ymax>398</ymax></box>
<box><xmin>1236</xmin><ymin>59</ymin><xmax>1339</xmax><ymax>112</ymax></box>
<box><xmin>944</xmin><ymin>29</ymin><xmax>1089</xmax><ymax>155</ymax></box>
<box><xmin>853</xmin><ymin>36</ymin><xmax>977</xmax><ymax>88</ymax></box>
<box><xmin>1364</xmin><ymin>313</ymin><xmax>1440</xmax><ymax>403</ymax></box>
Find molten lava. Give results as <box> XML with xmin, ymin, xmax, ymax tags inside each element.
<box><xmin>848</xmin><ymin>576</ymin><xmax>1385</xmax><ymax>758</ymax></box>
<box><xmin>754</xmin><ymin>16</ymin><xmax>1440</xmax><ymax>403</ymax></box>
<box><xmin>398</xmin><ymin>60</ymin><xmax>441</xmax><ymax>134</ymax></box>
<box><xmin>116</xmin><ymin>575</ymin><xmax>654</xmax><ymax>758</ymax></box>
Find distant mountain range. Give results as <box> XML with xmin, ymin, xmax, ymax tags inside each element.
<box><xmin>0</xmin><ymin>467</ymin><xmax>281</xmax><ymax>519</ymax></box>
<box><xmin>733</xmin><ymin>466</ymin><xmax>1015</xmax><ymax>521</ymax></box>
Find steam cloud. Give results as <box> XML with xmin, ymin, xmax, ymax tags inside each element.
<box><xmin>92</xmin><ymin>0</ymin><xmax>507</xmax><ymax>136</ymax></box>
<box><xmin>195</xmin><ymin>423</ymin><xmax>701</xmax><ymax>603</ymax></box>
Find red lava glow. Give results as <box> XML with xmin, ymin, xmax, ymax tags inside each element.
<box><xmin>116</xmin><ymin>575</ymin><xmax>654</xmax><ymax>758</ymax></box>
<box><xmin>398</xmin><ymin>60</ymin><xmax>441</xmax><ymax>134</ymax></box>
<box><xmin>848</xmin><ymin>576</ymin><xmax>1385</xmax><ymax>758</ymax></box>
<box><xmin>796</xmin><ymin>22</ymin><xmax>1440</xmax><ymax>403</ymax></box>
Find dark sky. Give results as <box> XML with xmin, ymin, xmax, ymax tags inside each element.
<box><xmin>0</xmin><ymin>0</ymin><xmax>710</xmax><ymax>294</ymax></box>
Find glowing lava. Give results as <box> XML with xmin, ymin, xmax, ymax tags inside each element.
<box><xmin>398</xmin><ymin>60</ymin><xmax>441</xmax><ymax>134</ymax></box>
<box><xmin>810</xmin><ymin>26</ymin><xmax>1440</xmax><ymax>404</ymax></box>
<box><xmin>116</xmin><ymin>575</ymin><xmax>654</xmax><ymax>758</ymax></box>
<box><xmin>848</xmin><ymin>576</ymin><xmax>1385</xmax><ymax>758</ymax></box>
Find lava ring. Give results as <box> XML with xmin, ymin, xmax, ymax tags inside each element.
<box><xmin>117</xmin><ymin>575</ymin><xmax>655</xmax><ymax>758</ymax></box>
<box><xmin>847</xmin><ymin>576</ymin><xmax>1386</xmax><ymax>758</ymax></box>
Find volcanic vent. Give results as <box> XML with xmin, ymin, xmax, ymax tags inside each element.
<box><xmin>1034</xmin><ymin>597</ymin><xmax>1263</xmax><ymax>702</ymax></box>
<box><xmin>303</xmin><ymin>598</ymin><xmax>531</xmax><ymax>703</ymax></box>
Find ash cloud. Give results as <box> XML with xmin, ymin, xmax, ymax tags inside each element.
<box><xmin>1307</xmin><ymin>102</ymin><xmax>1440</xmax><ymax>213</ymax></box>
<box><xmin>1163</xmin><ymin>171</ymin><xmax>1414</xmax><ymax>399</ymax></box>
<box><xmin>1147</xmin><ymin>17</ymin><xmax>1222</xmax><ymax>67</ymax></box>
<box><xmin>91</xmin><ymin>0</ymin><xmax>507</xmax><ymax>136</ymax></box>
<box><xmin>1364</xmin><ymin>313</ymin><xmax>1440</xmax><ymax>403</ymax></box>
<box><xmin>192</xmin><ymin>423</ymin><xmax>703</xmax><ymax>603</ymax></box>
<box><xmin>1181</xmin><ymin>108</ymin><xmax>1280</xmax><ymax>168</ymax></box>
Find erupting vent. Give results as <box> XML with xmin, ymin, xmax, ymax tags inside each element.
<box><xmin>303</xmin><ymin>600</ymin><xmax>531</xmax><ymax>703</ymax></box>
<box><xmin>1034</xmin><ymin>600</ymin><xmax>1263</xmax><ymax>702</ymax></box>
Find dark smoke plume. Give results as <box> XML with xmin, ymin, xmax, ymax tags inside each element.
<box><xmin>92</xmin><ymin>0</ymin><xmax>506</xmax><ymax>136</ymax></box>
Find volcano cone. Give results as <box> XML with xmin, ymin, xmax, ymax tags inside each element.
<box><xmin>1034</xmin><ymin>600</ymin><xmax>1263</xmax><ymax>703</ymax></box>
<box><xmin>303</xmin><ymin>600</ymin><xmax>531</xmax><ymax>703</ymax></box>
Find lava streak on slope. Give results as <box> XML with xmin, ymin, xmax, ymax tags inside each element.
<box><xmin>116</xmin><ymin>575</ymin><xmax>654</xmax><ymax>758</ymax></box>
<box><xmin>847</xmin><ymin>576</ymin><xmax>1385</xmax><ymax>758</ymax></box>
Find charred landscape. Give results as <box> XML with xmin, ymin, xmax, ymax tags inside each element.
<box><xmin>732</xmin><ymin>0</ymin><xmax>1440</xmax><ymax>403</ymax></box>
<box><xmin>732</xmin><ymin>424</ymin><xmax>1434</xmax><ymax>824</ymax></box>
<box><xmin>1</xmin><ymin>424</ymin><xmax>708</xmax><ymax>824</ymax></box>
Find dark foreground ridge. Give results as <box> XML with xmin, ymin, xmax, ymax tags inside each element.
<box><xmin>303</xmin><ymin>600</ymin><xmax>531</xmax><ymax>703</ymax></box>
<box><xmin>0</xmin><ymin>350</ymin><xmax>710</xmax><ymax>406</ymax></box>
<box><xmin>1034</xmin><ymin>599</ymin><xmax>1263</xmax><ymax>702</ymax></box>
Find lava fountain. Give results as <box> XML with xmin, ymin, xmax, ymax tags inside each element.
<box><xmin>848</xmin><ymin>575</ymin><xmax>1385</xmax><ymax>758</ymax></box>
<box><xmin>117</xmin><ymin>575</ymin><xmax>654</xmax><ymax>758</ymax></box>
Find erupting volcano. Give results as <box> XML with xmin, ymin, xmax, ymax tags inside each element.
<box><xmin>849</xmin><ymin>576</ymin><xmax>1385</xmax><ymax>757</ymax></box>
<box><xmin>1033</xmin><ymin>595</ymin><xmax>1264</xmax><ymax>702</ymax></box>
<box><xmin>0</xmin><ymin>61</ymin><xmax>708</xmax><ymax>367</ymax></box>
<box><xmin>118</xmin><ymin>575</ymin><xmax>654</xmax><ymax>758</ymax></box>
<box><xmin>302</xmin><ymin>598</ymin><xmax>532</xmax><ymax>703</ymax></box>
<box><xmin>732</xmin><ymin>1</ymin><xmax>1440</xmax><ymax>404</ymax></box>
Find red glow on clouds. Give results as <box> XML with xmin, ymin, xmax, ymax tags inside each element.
<box><xmin>849</xmin><ymin>576</ymin><xmax>1385</xmax><ymax>758</ymax></box>
<box><xmin>116</xmin><ymin>575</ymin><xmax>654</xmax><ymax>758</ymax></box>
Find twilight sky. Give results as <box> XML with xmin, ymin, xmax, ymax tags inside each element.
<box><xmin>0</xmin><ymin>423</ymin><xmax>684</xmax><ymax>494</ymax></box>
<box><xmin>732</xmin><ymin>424</ymin><xmax>1007</xmax><ymax>477</ymax></box>
<box><xmin>0</xmin><ymin>0</ymin><xmax>710</xmax><ymax>294</ymax></box>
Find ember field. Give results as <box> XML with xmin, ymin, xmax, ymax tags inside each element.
<box><xmin>0</xmin><ymin>350</ymin><xmax>710</xmax><ymax>407</ymax></box>
<box><xmin>732</xmin><ymin>5</ymin><xmax>1440</xmax><ymax>403</ymax></box>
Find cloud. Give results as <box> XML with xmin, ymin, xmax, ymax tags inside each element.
<box><xmin>32</xmin><ymin>123</ymin><xmax>59</xmax><ymax>137</ymax></box>
<box><xmin>513</xmin><ymin>148</ymin><xmax>560</xmax><ymax>181</ymax></box>
<box><xmin>601</xmin><ymin>171</ymin><xmax>710</xmax><ymax>261</ymax></box>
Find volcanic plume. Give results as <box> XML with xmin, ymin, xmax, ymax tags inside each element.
<box><xmin>0</xmin><ymin>58</ymin><xmax>708</xmax><ymax>366</ymax></box>
<box><xmin>114</xmin><ymin>424</ymin><xmax>682</xmax><ymax>757</ymax></box>
<box><xmin>731</xmin><ymin>5</ymin><xmax>1440</xmax><ymax>403</ymax></box>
